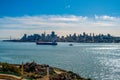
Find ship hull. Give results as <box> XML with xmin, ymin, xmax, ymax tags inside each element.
<box><xmin>36</xmin><ymin>42</ymin><xmax>57</xmax><ymax>45</ymax></box>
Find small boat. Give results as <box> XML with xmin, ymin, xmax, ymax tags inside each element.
<box><xmin>69</xmin><ymin>44</ymin><xmax>73</xmax><ymax>46</ymax></box>
<box><xmin>36</xmin><ymin>42</ymin><xmax>57</xmax><ymax>45</ymax></box>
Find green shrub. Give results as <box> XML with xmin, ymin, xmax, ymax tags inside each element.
<box><xmin>1</xmin><ymin>62</ymin><xmax>21</xmax><ymax>75</ymax></box>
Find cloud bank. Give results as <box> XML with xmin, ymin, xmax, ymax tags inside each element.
<box><xmin>0</xmin><ymin>15</ymin><xmax>120</xmax><ymax>38</ymax></box>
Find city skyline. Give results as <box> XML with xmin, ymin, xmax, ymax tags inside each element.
<box><xmin>3</xmin><ymin>31</ymin><xmax>120</xmax><ymax>43</ymax></box>
<box><xmin>0</xmin><ymin>0</ymin><xmax>120</xmax><ymax>39</ymax></box>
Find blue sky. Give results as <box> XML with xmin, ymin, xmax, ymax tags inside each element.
<box><xmin>0</xmin><ymin>0</ymin><xmax>120</xmax><ymax>17</ymax></box>
<box><xmin>0</xmin><ymin>0</ymin><xmax>120</xmax><ymax>39</ymax></box>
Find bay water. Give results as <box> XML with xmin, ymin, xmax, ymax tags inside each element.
<box><xmin>0</xmin><ymin>41</ymin><xmax>120</xmax><ymax>80</ymax></box>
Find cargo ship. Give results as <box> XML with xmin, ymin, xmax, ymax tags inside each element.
<box><xmin>36</xmin><ymin>40</ymin><xmax>57</xmax><ymax>45</ymax></box>
<box><xmin>36</xmin><ymin>42</ymin><xmax>57</xmax><ymax>45</ymax></box>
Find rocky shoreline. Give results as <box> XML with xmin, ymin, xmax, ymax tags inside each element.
<box><xmin>0</xmin><ymin>61</ymin><xmax>91</xmax><ymax>80</ymax></box>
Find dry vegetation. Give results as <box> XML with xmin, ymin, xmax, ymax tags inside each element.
<box><xmin>0</xmin><ymin>62</ymin><xmax>91</xmax><ymax>80</ymax></box>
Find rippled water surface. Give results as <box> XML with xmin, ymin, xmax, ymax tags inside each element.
<box><xmin>0</xmin><ymin>42</ymin><xmax>120</xmax><ymax>80</ymax></box>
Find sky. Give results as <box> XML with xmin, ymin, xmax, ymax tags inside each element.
<box><xmin>0</xmin><ymin>0</ymin><xmax>120</xmax><ymax>39</ymax></box>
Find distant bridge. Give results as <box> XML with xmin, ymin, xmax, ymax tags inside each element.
<box><xmin>0</xmin><ymin>37</ymin><xmax>10</xmax><ymax>40</ymax></box>
<box><xmin>0</xmin><ymin>38</ymin><xmax>9</xmax><ymax>39</ymax></box>
<box><xmin>0</xmin><ymin>37</ymin><xmax>20</xmax><ymax>41</ymax></box>
<box><xmin>0</xmin><ymin>37</ymin><xmax>14</xmax><ymax>40</ymax></box>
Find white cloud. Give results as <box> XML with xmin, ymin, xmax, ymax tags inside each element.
<box><xmin>0</xmin><ymin>15</ymin><xmax>120</xmax><ymax>38</ymax></box>
<box><xmin>95</xmin><ymin>15</ymin><xmax>119</xmax><ymax>21</ymax></box>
